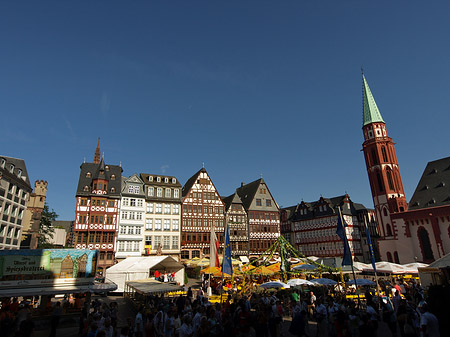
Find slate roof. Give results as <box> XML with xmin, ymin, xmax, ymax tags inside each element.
<box><xmin>222</xmin><ymin>192</ymin><xmax>243</xmax><ymax>211</ymax></box>
<box><xmin>408</xmin><ymin>156</ymin><xmax>450</xmax><ymax>210</ymax></box>
<box><xmin>76</xmin><ymin>159</ymin><xmax>122</xmax><ymax>197</ymax></box>
<box><xmin>283</xmin><ymin>194</ymin><xmax>369</xmax><ymax>221</ymax></box>
<box><xmin>235</xmin><ymin>178</ymin><xmax>264</xmax><ymax>210</ymax></box>
<box><xmin>0</xmin><ymin>155</ymin><xmax>32</xmax><ymax>190</ymax></box>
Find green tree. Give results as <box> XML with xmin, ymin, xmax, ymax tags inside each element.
<box><xmin>38</xmin><ymin>204</ymin><xmax>58</xmax><ymax>248</ymax></box>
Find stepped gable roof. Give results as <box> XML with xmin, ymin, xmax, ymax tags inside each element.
<box><xmin>408</xmin><ymin>156</ymin><xmax>450</xmax><ymax>210</ymax></box>
<box><xmin>235</xmin><ymin>178</ymin><xmax>264</xmax><ymax>210</ymax></box>
<box><xmin>222</xmin><ymin>191</ymin><xmax>243</xmax><ymax>211</ymax></box>
<box><xmin>182</xmin><ymin>168</ymin><xmax>206</xmax><ymax>197</ymax></box>
<box><xmin>0</xmin><ymin>155</ymin><xmax>32</xmax><ymax>190</ymax></box>
<box><xmin>76</xmin><ymin>160</ymin><xmax>122</xmax><ymax>197</ymax></box>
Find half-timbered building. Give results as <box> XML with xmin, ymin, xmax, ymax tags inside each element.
<box><xmin>235</xmin><ymin>178</ymin><xmax>280</xmax><ymax>257</ymax></box>
<box><xmin>222</xmin><ymin>192</ymin><xmax>249</xmax><ymax>258</ymax></box>
<box><xmin>181</xmin><ymin>168</ymin><xmax>225</xmax><ymax>260</ymax></box>
<box><xmin>73</xmin><ymin>140</ymin><xmax>122</xmax><ymax>274</ymax></box>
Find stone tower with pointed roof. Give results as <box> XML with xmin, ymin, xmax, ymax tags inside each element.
<box><xmin>362</xmin><ymin>74</ymin><xmax>408</xmax><ymax>244</ymax></box>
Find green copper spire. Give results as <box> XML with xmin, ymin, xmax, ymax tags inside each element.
<box><xmin>362</xmin><ymin>74</ymin><xmax>384</xmax><ymax>126</ymax></box>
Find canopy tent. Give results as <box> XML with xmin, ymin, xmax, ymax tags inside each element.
<box><xmin>287</xmin><ymin>278</ymin><xmax>314</xmax><ymax>287</ymax></box>
<box><xmin>105</xmin><ymin>256</ymin><xmax>184</xmax><ymax>293</ymax></box>
<box><xmin>126</xmin><ymin>278</ymin><xmax>183</xmax><ymax>295</ymax></box>
<box><xmin>259</xmin><ymin>281</ymin><xmax>290</xmax><ymax>289</ymax></box>
<box><xmin>310</xmin><ymin>278</ymin><xmax>338</xmax><ymax>286</ymax></box>
<box><xmin>402</xmin><ymin>263</ymin><xmax>428</xmax><ymax>274</ymax></box>
<box><xmin>374</xmin><ymin>262</ymin><xmax>407</xmax><ymax>274</ymax></box>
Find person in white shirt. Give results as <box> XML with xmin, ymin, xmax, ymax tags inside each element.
<box><xmin>419</xmin><ymin>302</ymin><xmax>440</xmax><ymax>337</ymax></box>
<box><xmin>315</xmin><ymin>299</ymin><xmax>328</xmax><ymax>337</ymax></box>
<box><xmin>179</xmin><ymin>315</ymin><xmax>193</xmax><ymax>337</ymax></box>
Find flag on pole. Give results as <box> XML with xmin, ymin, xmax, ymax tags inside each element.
<box><xmin>364</xmin><ymin>216</ymin><xmax>377</xmax><ymax>273</ymax></box>
<box><xmin>222</xmin><ymin>223</ymin><xmax>233</xmax><ymax>276</ymax></box>
<box><xmin>336</xmin><ymin>208</ymin><xmax>353</xmax><ymax>266</ymax></box>
<box><xmin>210</xmin><ymin>225</ymin><xmax>220</xmax><ymax>269</ymax></box>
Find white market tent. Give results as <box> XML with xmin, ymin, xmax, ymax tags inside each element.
<box><xmin>105</xmin><ymin>256</ymin><xmax>184</xmax><ymax>293</ymax></box>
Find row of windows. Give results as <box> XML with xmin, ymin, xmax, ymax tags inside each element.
<box><xmin>249</xmin><ymin>224</ymin><xmax>279</xmax><ymax>233</ymax></box>
<box><xmin>78</xmin><ymin>215</ymin><xmax>114</xmax><ymax>225</ymax></box>
<box><xmin>148</xmin><ymin>187</ymin><xmax>180</xmax><ymax>199</ymax></box>
<box><xmin>119</xmin><ymin>225</ymin><xmax>142</xmax><ymax>235</ymax></box>
<box><xmin>147</xmin><ymin>176</ymin><xmax>177</xmax><ymax>184</ymax></box>
<box><xmin>147</xmin><ymin>203</ymin><xmax>179</xmax><ymax>215</ymax></box>
<box><xmin>121</xmin><ymin>211</ymin><xmax>143</xmax><ymax>220</ymax></box>
<box><xmin>188</xmin><ymin>191</ymin><xmax>219</xmax><ymax>201</ymax></box>
<box><xmin>255</xmin><ymin>199</ymin><xmax>272</xmax><ymax>207</ymax></box>
<box><xmin>249</xmin><ymin>239</ymin><xmax>274</xmax><ymax>250</ymax></box>
<box><xmin>0</xmin><ymin>224</ymin><xmax>20</xmax><ymax>238</ymax></box>
<box><xmin>181</xmin><ymin>233</ymin><xmax>224</xmax><ymax>242</ymax></box>
<box><xmin>228</xmin><ymin>215</ymin><xmax>246</xmax><ymax>223</ymax></box>
<box><xmin>145</xmin><ymin>219</ymin><xmax>179</xmax><ymax>231</ymax></box>
<box><xmin>117</xmin><ymin>240</ymin><xmax>140</xmax><ymax>252</ymax></box>
<box><xmin>122</xmin><ymin>198</ymin><xmax>143</xmax><ymax>207</ymax></box>
<box><xmin>183</xmin><ymin>205</ymin><xmax>224</xmax><ymax>214</ymax></box>
<box><xmin>75</xmin><ymin>232</ymin><xmax>115</xmax><ymax>244</ymax></box>
<box><xmin>79</xmin><ymin>199</ymin><xmax>115</xmax><ymax>207</ymax></box>
<box><xmin>182</xmin><ymin>218</ymin><xmax>224</xmax><ymax>227</ymax></box>
<box><xmin>0</xmin><ymin>203</ymin><xmax>24</xmax><ymax>219</ymax></box>
<box><xmin>249</xmin><ymin>212</ymin><xmax>278</xmax><ymax>220</ymax></box>
<box><xmin>144</xmin><ymin>235</ymin><xmax>179</xmax><ymax>250</ymax></box>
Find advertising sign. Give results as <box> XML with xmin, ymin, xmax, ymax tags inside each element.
<box><xmin>0</xmin><ymin>249</ymin><xmax>98</xmax><ymax>288</ymax></box>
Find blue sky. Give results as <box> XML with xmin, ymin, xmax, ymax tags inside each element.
<box><xmin>1</xmin><ymin>1</ymin><xmax>449</xmax><ymax>220</ymax></box>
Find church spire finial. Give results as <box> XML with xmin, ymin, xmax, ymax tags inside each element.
<box><xmin>94</xmin><ymin>137</ymin><xmax>101</xmax><ymax>164</ymax></box>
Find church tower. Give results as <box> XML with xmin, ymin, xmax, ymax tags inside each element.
<box><xmin>361</xmin><ymin>74</ymin><xmax>408</xmax><ymax>239</ymax></box>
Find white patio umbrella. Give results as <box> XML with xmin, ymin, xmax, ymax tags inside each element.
<box><xmin>287</xmin><ymin>278</ymin><xmax>314</xmax><ymax>287</ymax></box>
<box><xmin>375</xmin><ymin>262</ymin><xmax>407</xmax><ymax>274</ymax></box>
<box><xmin>346</xmin><ymin>279</ymin><xmax>376</xmax><ymax>286</ymax></box>
<box><xmin>310</xmin><ymin>278</ymin><xmax>337</xmax><ymax>286</ymax></box>
<box><xmin>352</xmin><ymin>262</ymin><xmax>373</xmax><ymax>272</ymax></box>
<box><xmin>259</xmin><ymin>281</ymin><xmax>290</xmax><ymax>289</ymax></box>
<box><xmin>401</xmin><ymin>263</ymin><xmax>428</xmax><ymax>274</ymax></box>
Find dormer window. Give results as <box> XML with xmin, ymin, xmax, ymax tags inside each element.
<box><xmin>157</xmin><ymin>177</ymin><xmax>161</xmax><ymax>182</ymax></box>
<box><xmin>100</xmin><ymin>170</ymin><xmax>104</xmax><ymax>175</ymax></box>
<box><xmin>172</xmin><ymin>178</ymin><xmax>176</xmax><ymax>184</ymax></box>
<box><xmin>148</xmin><ymin>176</ymin><xmax>153</xmax><ymax>182</ymax></box>
<box><xmin>17</xmin><ymin>169</ymin><xmax>22</xmax><ymax>178</ymax></box>
<box><xmin>86</xmin><ymin>172</ymin><xmax>92</xmax><ymax>178</ymax></box>
<box><xmin>0</xmin><ymin>158</ymin><xmax>5</xmax><ymax>169</ymax></box>
<box><xmin>84</xmin><ymin>185</ymin><xmax>89</xmax><ymax>191</ymax></box>
<box><xmin>9</xmin><ymin>164</ymin><xmax>14</xmax><ymax>173</ymax></box>
<box><xmin>164</xmin><ymin>177</ymin><xmax>168</xmax><ymax>183</ymax></box>
<box><xmin>111</xmin><ymin>187</ymin><xmax>115</xmax><ymax>193</ymax></box>
<box><xmin>105</xmin><ymin>165</ymin><xmax>110</xmax><ymax>171</ymax></box>
<box><xmin>111</xmin><ymin>174</ymin><xmax>116</xmax><ymax>180</ymax></box>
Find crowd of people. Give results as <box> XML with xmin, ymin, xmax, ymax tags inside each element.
<box><xmin>0</xmin><ymin>277</ymin><xmax>443</xmax><ymax>337</ymax></box>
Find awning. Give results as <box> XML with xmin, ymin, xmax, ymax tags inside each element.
<box><xmin>126</xmin><ymin>279</ymin><xmax>183</xmax><ymax>295</ymax></box>
<box><xmin>0</xmin><ymin>282</ymin><xmax>117</xmax><ymax>297</ymax></box>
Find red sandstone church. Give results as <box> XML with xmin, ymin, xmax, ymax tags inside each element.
<box><xmin>362</xmin><ymin>75</ymin><xmax>450</xmax><ymax>264</ymax></box>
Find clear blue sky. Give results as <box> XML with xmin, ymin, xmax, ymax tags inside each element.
<box><xmin>1</xmin><ymin>1</ymin><xmax>449</xmax><ymax>220</ymax></box>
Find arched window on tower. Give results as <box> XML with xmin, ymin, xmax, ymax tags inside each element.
<box><xmin>394</xmin><ymin>251</ymin><xmax>400</xmax><ymax>264</ymax></box>
<box><xmin>418</xmin><ymin>227</ymin><xmax>435</xmax><ymax>262</ymax></box>
<box><xmin>387</xmin><ymin>252</ymin><xmax>393</xmax><ymax>262</ymax></box>
<box><xmin>381</xmin><ymin>146</ymin><xmax>388</xmax><ymax>162</ymax></box>
<box><xmin>386</xmin><ymin>168</ymin><xmax>395</xmax><ymax>190</ymax></box>
<box><xmin>376</xmin><ymin>170</ymin><xmax>384</xmax><ymax>192</ymax></box>
<box><xmin>371</xmin><ymin>149</ymin><xmax>379</xmax><ymax>165</ymax></box>
<box><xmin>383</xmin><ymin>208</ymin><xmax>388</xmax><ymax>217</ymax></box>
<box><xmin>386</xmin><ymin>223</ymin><xmax>392</xmax><ymax>236</ymax></box>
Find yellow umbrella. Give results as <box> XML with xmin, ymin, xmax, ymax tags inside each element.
<box><xmin>200</xmin><ymin>266</ymin><xmax>221</xmax><ymax>274</ymax></box>
<box><xmin>267</xmin><ymin>263</ymin><xmax>281</xmax><ymax>272</ymax></box>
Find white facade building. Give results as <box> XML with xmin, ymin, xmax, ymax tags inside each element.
<box><xmin>140</xmin><ymin>174</ymin><xmax>182</xmax><ymax>260</ymax></box>
<box><xmin>116</xmin><ymin>174</ymin><xmax>145</xmax><ymax>260</ymax></box>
